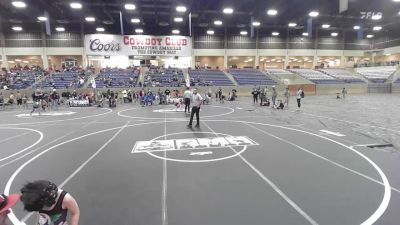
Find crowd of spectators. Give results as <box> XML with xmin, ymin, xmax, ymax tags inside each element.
<box><xmin>1</xmin><ymin>65</ymin><xmax>44</xmax><ymax>90</ymax></box>
<box><xmin>144</xmin><ymin>66</ymin><xmax>185</xmax><ymax>87</ymax></box>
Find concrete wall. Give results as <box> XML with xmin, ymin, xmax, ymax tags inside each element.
<box><xmin>316</xmin><ymin>83</ymin><xmax>368</xmax><ymax>95</ymax></box>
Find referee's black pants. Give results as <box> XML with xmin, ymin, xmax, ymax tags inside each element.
<box><xmin>189</xmin><ymin>106</ymin><xmax>200</xmax><ymax>126</ymax></box>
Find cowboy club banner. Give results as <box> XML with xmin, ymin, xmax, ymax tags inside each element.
<box><xmin>84</xmin><ymin>34</ymin><xmax>192</xmax><ymax>56</ymax></box>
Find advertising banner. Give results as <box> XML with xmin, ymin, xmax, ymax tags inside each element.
<box><xmin>85</xmin><ymin>34</ymin><xmax>192</xmax><ymax>57</ymax></box>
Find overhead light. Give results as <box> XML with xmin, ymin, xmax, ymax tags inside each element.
<box><xmin>240</xmin><ymin>30</ymin><xmax>248</xmax><ymax>35</ymax></box>
<box><xmin>309</xmin><ymin>11</ymin><xmax>319</xmax><ymax>17</ymax></box>
<box><xmin>207</xmin><ymin>30</ymin><xmax>214</xmax><ymax>35</ymax></box>
<box><xmin>124</xmin><ymin>3</ymin><xmax>136</xmax><ymax>10</ymax></box>
<box><xmin>272</xmin><ymin>32</ymin><xmax>279</xmax><ymax>36</ymax></box>
<box><xmin>223</xmin><ymin>8</ymin><xmax>234</xmax><ymax>14</ymax></box>
<box><xmin>393</xmin><ymin>0</ymin><xmax>400</xmax><ymax>2</ymax></box>
<box><xmin>96</xmin><ymin>27</ymin><xmax>105</xmax><ymax>32</ymax></box>
<box><xmin>322</xmin><ymin>24</ymin><xmax>330</xmax><ymax>28</ymax></box>
<box><xmin>176</xmin><ymin>6</ymin><xmax>187</xmax><ymax>12</ymax></box>
<box><xmin>12</xmin><ymin>1</ymin><xmax>26</xmax><ymax>8</ymax></box>
<box><xmin>371</xmin><ymin>14</ymin><xmax>382</xmax><ymax>20</ymax></box>
<box><xmin>398</xmin><ymin>11</ymin><xmax>400</xmax><ymax>15</ymax></box>
<box><xmin>12</xmin><ymin>26</ymin><xmax>23</xmax><ymax>31</ymax></box>
<box><xmin>131</xmin><ymin>18</ymin><xmax>140</xmax><ymax>23</ymax></box>
<box><xmin>373</xmin><ymin>26</ymin><xmax>382</xmax><ymax>31</ymax></box>
<box><xmin>214</xmin><ymin>20</ymin><xmax>223</xmax><ymax>25</ymax></box>
<box><xmin>135</xmin><ymin>29</ymin><xmax>143</xmax><ymax>34</ymax></box>
<box><xmin>366</xmin><ymin>34</ymin><xmax>374</xmax><ymax>38</ymax></box>
<box><xmin>302</xmin><ymin>32</ymin><xmax>309</xmax><ymax>36</ymax></box>
<box><xmin>8</xmin><ymin>61</ymin><xmax>15</xmax><ymax>64</ymax></box>
<box><xmin>385</xmin><ymin>53</ymin><xmax>391</xmax><ymax>56</ymax></box>
<box><xmin>174</xmin><ymin>17</ymin><xmax>183</xmax><ymax>22</ymax></box>
<box><xmin>56</xmin><ymin>27</ymin><xmax>65</xmax><ymax>32</ymax></box>
<box><xmin>85</xmin><ymin>17</ymin><xmax>95</xmax><ymax>22</ymax></box>
<box><xmin>23</xmin><ymin>60</ymin><xmax>29</xmax><ymax>63</ymax></box>
<box><xmin>70</xmin><ymin>2</ymin><xmax>82</xmax><ymax>9</ymax></box>
<box><xmin>331</xmin><ymin>32</ymin><xmax>338</xmax><ymax>36</ymax></box>
<box><xmin>252</xmin><ymin>21</ymin><xmax>261</xmax><ymax>26</ymax></box>
<box><xmin>353</xmin><ymin>26</ymin><xmax>360</xmax><ymax>30</ymax></box>
<box><xmin>15</xmin><ymin>59</ymin><xmax>22</xmax><ymax>62</ymax></box>
<box><xmin>288</xmin><ymin>23</ymin><xmax>297</xmax><ymax>27</ymax></box>
<box><xmin>37</xmin><ymin>16</ymin><xmax>47</xmax><ymax>21</ymax></box>
<box><xmin>172</xmin><ymin>29</ymin><xmax>180</xmax><ymax>34</ymax></box>
<box><xmin>267</xmin><ymin>9</ymin><xmax>278</xmax><ymax>16</ymax></box>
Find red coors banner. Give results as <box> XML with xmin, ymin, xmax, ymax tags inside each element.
<box><xmin>84</xmin><ymin>34</ymin><xmax>192</xmax><ymax>56</ymax></box>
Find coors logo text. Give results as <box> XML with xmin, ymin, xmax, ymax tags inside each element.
<box><xmin>89</xmin><ymin>39</ymin><xmax>121</xmax><ymax>52</ymax></box>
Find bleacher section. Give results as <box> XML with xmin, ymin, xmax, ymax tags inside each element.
<box><xmin>188</xmin><ymin>69</ymin><xmax>233</xmax><ymax>86</ymax></box>
<box><xmin>356</xmin><ymin>66</ymin><xmax>397</xmax><ymax>83</ymax></box>
<box><xmin>319</xmin><ymin>69</ymin><xmax>365</xmax><ymax>83</ymax></box>
<box><xmin>229</xmin><ymin>69</ymin><xmax>277</xmax><ymax>85</ymax></box>
<box><xmin>41</xmin><ymin>72</ymin><xmax>87</xmax><ymax>89</ymax></box>
<box><xmin>5</xmin><ymin>71</ymin><xmax>39</xmax><ymax>89</ymax></box>
<box><xmin>265</xmin><ymin>69</ymin><xmax>294</xmax><ymax>76</ymax></box>
<box><xmin>290</xmin><ymin>69</ymin><xmax>343</xmax><ymax>84</ymax></box>
<box><xmin>394</xmin><ymin>77</ymin><xmax>400</xmax><ymax>83</ymax></box>
<box><xmin>145</xmin><ymin>68</ymin><xmax>185</xmax><ymax>87</ymax></box>
<box><xmin>91</xmin><ymin>69</ymin><xmax>139</xmax><ymax>88</ymax></box>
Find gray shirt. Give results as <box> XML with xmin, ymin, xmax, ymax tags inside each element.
<box><xmin>191</xmin><ymin>93</ymin><xmax>203</xmax><ymax>107</ymax></box>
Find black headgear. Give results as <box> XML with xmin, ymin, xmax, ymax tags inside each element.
<box><xmin>21</xmin><ymin>180</ymin><xmax>58</xmax><ymax>211</ymax></box>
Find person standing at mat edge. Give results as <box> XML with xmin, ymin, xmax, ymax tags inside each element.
<box><xmin>183</xmin><ymin>87</ymin><xmax>191</xmax><ymax>113</ymax></box>
<box><xmin>20</xmin><ymin>180</ymin><xmax>80</xmax><ymax>225</ymax></box>
<box><xmin>0</xmin><ymin>193</ymin><xmax>20</xmax><ymax>225</ymax></box>
<box><xmin>296</xmin><ymin>88</ymin><xmax>303</xmax><ymax>108</ymax></box>
<box><xmin>188</xmin><ymin>88</ymin><xmax>203</xmax><ymax>128</ymax></box>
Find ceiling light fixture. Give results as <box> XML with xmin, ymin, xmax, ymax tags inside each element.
<box><xmin>373</xmin><ymin>26</ymin><xmax>382</xmax><ymax>31</ymax></box>
<box><xmin>302</xmin><ymin>32</ymin><xmax>309</xmax><ymax>36</ymax></box>
<box><xmin>96</xmin><ymin>27</ymin><xmax>105</xmax><ymax>32</ymax></box>
<box><xmin>12</xmin><ymin>26</ymin><xmax>23</xmax><ymax>31</ymax></box>
<box><xmin>176</xmin><ymin>6</ymin><xmax>187</xmax><ymax>12</ymax></box>
<box><xmin>135</xmin><ymin>29</ymin><xmax>143</xmax><ymax>34</ymax></box>
<box><xmin>37</xmin><ymin>16</ymin><xmax>47</xmax><ymax>21</ymax></box>
<box><xmin>223</xmin><ymin>8</ymin><xmax>234</xmax><ymax>14</ymax></box>
<box><xmin>267</xmin><ymin>9</ymin><xmax>278</xmax><ymax>16</ymax></box>
<box><xmin>272</xmin><ymin>32</ymin><xmax>279</xmax><ymax>36</ymax></box>
<box><xmin>174</xmin><ymin>17</ymin><xmax>183</xmax><ymax>22</ymax></box>
<box><xmin>353</xmin><ymin>25</ymin><xmax>360</xmax><ymax>30</ymax></box>
<box><xmin>207</xmin><ymin>30</ymin><xmax>215</xmax><ymax>35</ymax></box>
<box><xmin>70</xmin><ymin>2</ymin><xmax>82</xmax><ymax>9</ymax></box>
<box><xmin>252</xmin><ymin>21</ymin><xmax>261</xmax><ymax>26</ymax></box>
<box><xmin>331</xmin><ymin>32</ymin><xmax>338</xmax><ymax>36</ymax></box>
<box><xmin>322</xmin><ymin>24</ymin><xmax>330</xmax><ymax>28</ymax></box>
<box><xmin>309</xmin><ymin>11</ymin><xmax>319</xmax><ymax>17</ymax></box>
<box><xmin>240</xmin><ymin>30</ymin><xmax>248</xmax><ymax>35</ymax></box>
<box><xmin>85</xmin><ymin>17</ymin><xmax>95</xmax><ymax>22</ymax></box>
<box><xmin>131</xmin><ymin>18</ymin><xmax>140</xmax><ymax>23</ymax></box>
<box><xmin>214</xmin><ymin>20</ymin><xmax>223</xmax><ymax>25</ymax></box>
<box><xmin>172</xmin><ymin>29</ymin><xmax>180</xmax><ymax>34</ymax></box>
<box><xmin>124</xmin><ymin>3</ymin><xmax>136</xmax><ymax>10</ymax></box>
<box><xmin>56</xmin><ymin>27</ymin><xmax>65</xmax><ymax>32</ymax></box>
<box><xmin>366</xmin><ymin>34</ymin><xmax>374</xmax><ymax>38</ymax></box>
<box><xmin>12</xmin><ymin>1</ymin><xmax>26</xmax><ymax>8</ymax></box>
<box><xmin>288</xmin><ymin>23</ymin><xmax>297</xmax><ymax>27</ymax></box>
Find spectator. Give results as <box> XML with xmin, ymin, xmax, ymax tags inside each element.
<box><xmin>284</xmin><ymin>87</ymin><xmax>290</xmax><ymax>107</ymax></box>
<box><xmin>341</xmin><ymin>87</ymin><xmax>347</xmax><ymax>99</ymax></box>
<box><xmin>183</xmin><ymin>87</ymin><xmax>191</xmax><ymax>114</ymax></box>
<box><xmin>271</xmin><ymin>86</ymin><xmax>277</xmax><ymax>107</ymax></box>
<box><xmin>296</xmin><ymin>88</ymin><xmax>303</xmax><ymax>108</ymax></box>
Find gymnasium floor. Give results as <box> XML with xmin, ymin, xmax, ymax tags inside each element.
<box><xmin>0</xmin><ymin>94</ymin><xmax>399</xmax><ymax>225</ymax></box>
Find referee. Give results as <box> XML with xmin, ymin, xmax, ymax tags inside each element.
<box><xmin>187</xmin><ymin>88</ymin><xmax>203</xmax><ymax>128</ymax></box>
<box><xmin>183</xmin><ymin>87</ymin><xmax>191</xmax><ymax>113</ymax></box>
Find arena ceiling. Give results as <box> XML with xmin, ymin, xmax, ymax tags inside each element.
<box><xmin>0</xmin><ymin>0</ymin><xmax>399</xmax><ymax>37</ymax></box>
